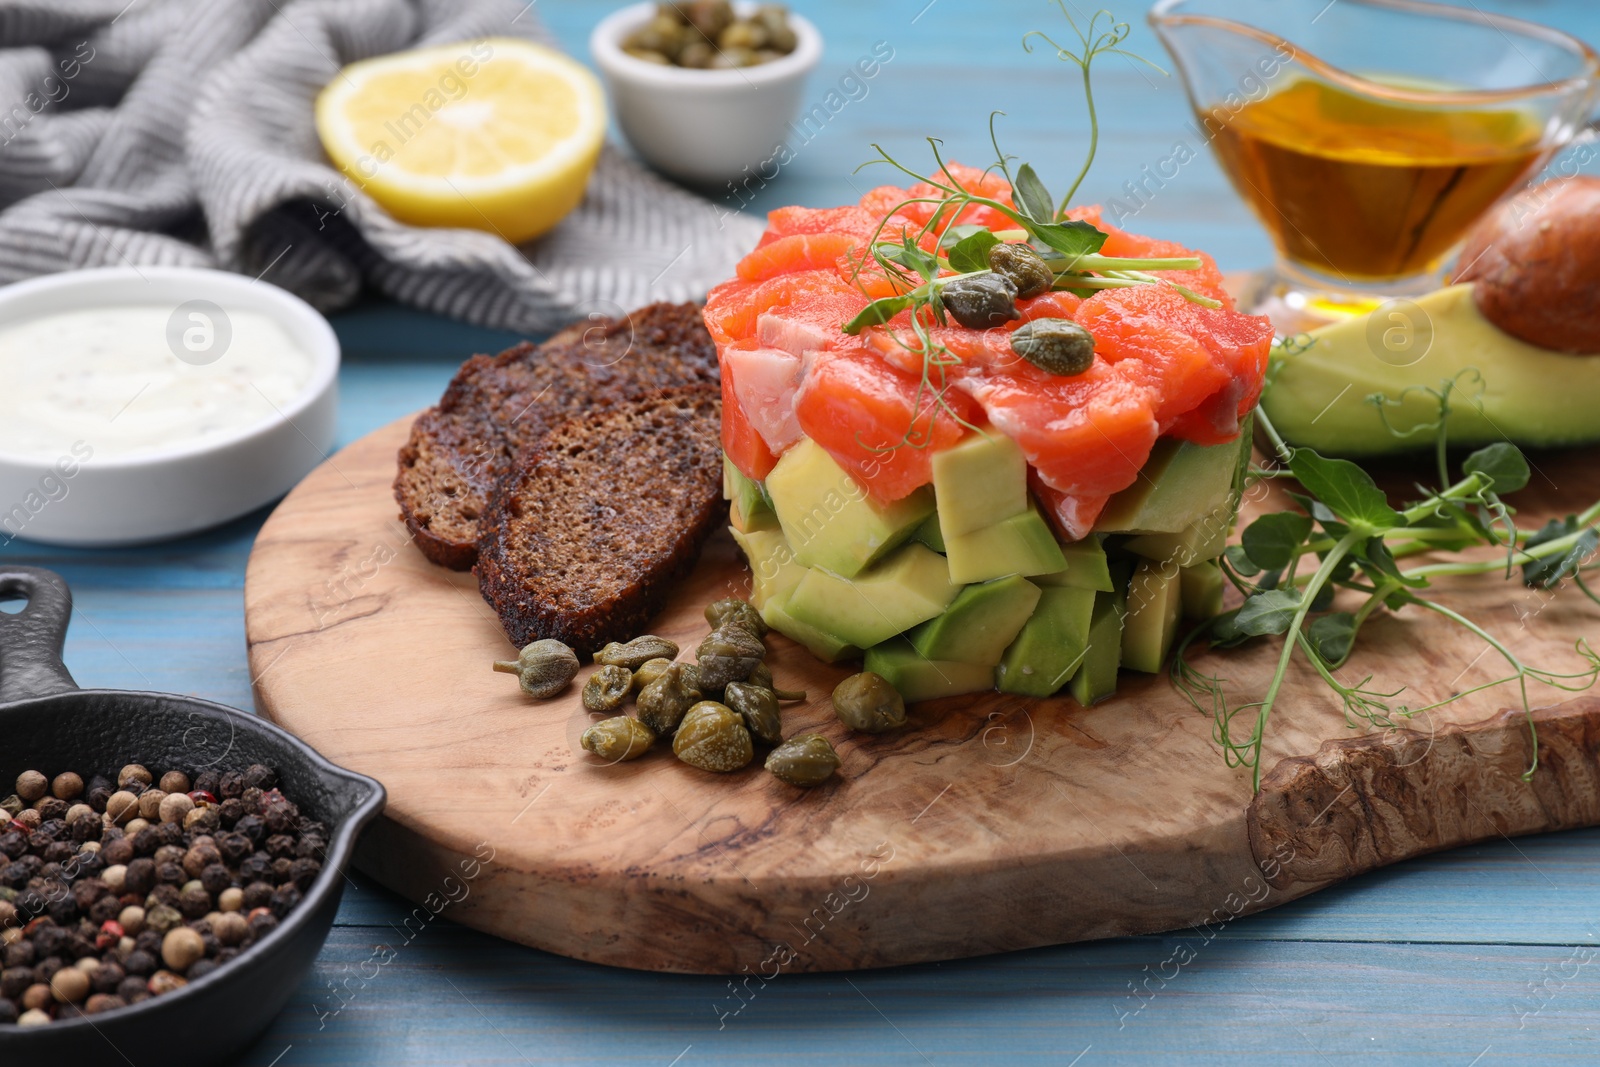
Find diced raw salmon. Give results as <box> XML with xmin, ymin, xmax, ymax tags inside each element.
<box><xmin>723</xmin><ymin>339</ymin><xmax>804</xmax><ymax>455</ymax></box>
<box><xmin>721</xmin><ymin>363</ymin><xmax>778</xmax><ymax>482</ymax></box>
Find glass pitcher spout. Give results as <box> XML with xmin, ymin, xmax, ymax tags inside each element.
<box><xmin>1149</xmin><ymin>0</ymin><xmax>1600</xmax><ymax>324</ymax></box>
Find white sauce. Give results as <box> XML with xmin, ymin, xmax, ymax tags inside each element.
<box><xmin>0</xmin><ymin>305</ymin><xmax>317</xmax><ymax>460</ymax></box>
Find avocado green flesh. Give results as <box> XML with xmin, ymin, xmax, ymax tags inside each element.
<box><xmin>1033</xmin><ymin>537</ymin><xmax>1114</xmax><ymax>591</ymax></box>
<box><xmin>932</xmin><ymin>430</ymin><xmax>1029</xmax><ymax>538</ymax></box>
<box><xmin>1180</xmin><ymin>561</ymin><xmax>1224</xmax><ymax>621</ymax></box>
<box><xmin>944</xmin><ymin>507</ymin><xmax>1067</xmax><ymax>585</ymax></box>
<box><xmin>1095</xmin><ymin>435</ymin><xmax>1242</xmax><ymax>534</ymax></box>
<box><xmin>725</xmin><ymin>457</ymin><xmax>778</xmax><ymax>533</ymax></box>
<box><xmin>996</xmin><ymin>585</ymin><xmax>1096</xmax><ymax>698</ymax></box>
<box><xmin>1121</xmin><ymin>559</ymin><xmax>1182</xmax><ymax>674</ymax></box>
<box><xmin>765</xmin><ymin>437</ymin><xmax>934</xmax><ymax>578</ymax></box>
<box><xmin>1070</xmin><ymin>586</ymin><xmax>1127</xmax><ymax>707</ymax></box>
<box><xmin>864</xmin><ymin>639</ymin><xmax>996</xmax><ymax>703</ymax></box>
<box><xmin>911</xmin><ymin>512</ymin><xmax>946</xmax><ymax>552</ymax></box>
<box><xmin>731</xmin><ymin>526</ymin><xmax>804</xmax><ymax>607</ymax></box>
<box><xmin>909</xmin><ymin>575</ymin><xmax>1042</xmax><ymax>666</ymax></box>
<box><xmin>1262</xmin><ymin>284</ymin><xmax>1600</xmax><ymax>456</ymax></box>
<box><xmin>784</xmin><ymin>542</ymin><xmax>958</xmax><ymax>650</ymax></box>
<box><xmin>1126</xmin><ymin>517</ymin><xmax>1227</xmax><ymax>566</ymax></box>
<box><xmin>761</xmin><ymin>596</ymin><xmax>860</xmax><ymax>663</ymax></box>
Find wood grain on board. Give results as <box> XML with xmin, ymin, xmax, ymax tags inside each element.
<box><xmin>243</xmin><ymin>413</ymin><xmax>1600</xmax><ymax>974</ymax></box>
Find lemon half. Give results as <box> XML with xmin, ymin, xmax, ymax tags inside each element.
<box><xmin>316</xmin><ymin>38</ymin><xmax>606</xmax><ymax>244</ymax></box>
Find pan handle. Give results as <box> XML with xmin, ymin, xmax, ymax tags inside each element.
<box><xmin>0</xmin><ymin>566</ymin><xmax>79</xmax><ymax>706</ymax></box>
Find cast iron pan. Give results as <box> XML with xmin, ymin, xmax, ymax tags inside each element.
<box><xmin>0</xmin><ymin>566</ymin><xmax>386</xmax><ymax>1063</ymax></box>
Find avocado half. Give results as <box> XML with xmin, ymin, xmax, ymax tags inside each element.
<box><xmin>1260</xmin><ymin>284</ymin><xmax>1600</xmax><ymax>456</ymax></box>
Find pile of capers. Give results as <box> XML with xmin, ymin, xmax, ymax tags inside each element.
<box><xmin>937</xmin><ymin>242</ymin><xmax>1097</xmax><ymax>378</ymax></box>
<box><xmin>623</xmin><ymin>2</ymin><xmax>799</xmax><ymax>69</ymax></box>
<box><xmin>495</xmin><ymin>599</ymin><xmax>846</xmax><ymax>787</ymax></box>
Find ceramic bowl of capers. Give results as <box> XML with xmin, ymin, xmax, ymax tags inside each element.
<box><xmin>590</xmin><ymin>1</ymin><xmax>823</xmax><ymax>184</ymax></box>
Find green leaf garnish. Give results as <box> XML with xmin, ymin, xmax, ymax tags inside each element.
<box><xmin>1463</xmin><ymin>442</ymin><xmax>1531</xmax><ymax>495</ymax></box>
<box><xmin>1287</xmin><ymin>450</ymin><xmax>1404</xmax><ymax>532</ymax></box>
<box><xmin>1241</xmin><ymin>512</ymin><xmax>1313</xmax><ymax>573</ymax></box>
<box><xmin>1235</xmin><ymin>589</ymin><xmax>1302</xmax><ymax>636</ymax></box>
<box><xmin>842</xmin><ymin>295</ymin><xmax>914</xmax><ymax>335</ymax></box>
<box><xmin>946</xmin><ymin>229</ymin><xmax>1001</xmax><ymax>274</ymax></box>
<box><xmin>1012</xmin><ymin>163</ymin><xmax>1055</xmax><ymax>224</ymax></box>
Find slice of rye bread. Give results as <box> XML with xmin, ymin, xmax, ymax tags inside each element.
<box><xmin>394</xmin><ymin>302</ymin><xmax>719</xmax><ymax>570</ymax></box>
<box><xmin>474</xmin><ymin>387</ymin><xmax>725</xmax><ymax>656</ymax></box>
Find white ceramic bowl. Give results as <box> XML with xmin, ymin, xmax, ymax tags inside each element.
<box><xmin>0</xmin><ymin>267</ymin><xmax>339</xmax><ymax>547</ymax></box>
<box><xmin>590</xmin><ymin>2</ymin><xmax>823</xmax><ymax>184</ymax></box>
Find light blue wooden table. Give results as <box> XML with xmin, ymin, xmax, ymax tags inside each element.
<box><xmin>5</xmin><ymin>1</ymin><xmax>1600</xmax><ymax>1062</ymax></box>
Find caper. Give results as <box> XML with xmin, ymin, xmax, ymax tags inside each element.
<box><xmin>831</xmin><ymin>672</ymin><xmax>907</xmax><ymax>733</ymax></box>
<box><xmin>940</xmin><ymin>273</ymin><xmax>1019</xmax><ymax>329</ymax></box>
<box><xmin>677</xmin><ymin>40</ymin><xmax>714</xmax><ymax>67</ymax></box>
<box><xmin>988</xmin><ymin>243</ymin><xmax>1055</xmax><ymax>299</ymax></box>
<box><xmin>749</xmin><ymin>662</ymin><xmax>806</xmax><ymax>701</ymax></box>
<box><xmin>765</xmin><ymin>734</ymin><xmax>841</xmax><ymax>787</ymax></box>
<box><xmin>673</xmin><ymin>701</ymin><xmax>754</xmax><ymax>772</ymax></box>
<box><xmin>719</xmin><ymin>20</ymin><xmax>766</xmax><ymax>50</ymax></box>
<box><xmin>625</xmin><ymin>15</ymin><xmax>685</xmax><ymax>58</ymax></box>
<box><xmin>633</xmin><ymin>657</ymin><xmax>676</xmax><ymax>694</ymax></box>
<box><xmin>582</xmin><ymin>665</ymin><xmax>633</xmax><ymax>714</ymax></box>
<box><xmin>683</xmin><ymin>0</ymin><xmax>734</xmax><ymax>40</ymax></box>
<box><xmin>696</xmin><ymin>625</ymin><xmax>766</xmax><ymax>690</ymax></box>
<box><xmin>706</xmin><ymin>597</ymin><xmax>767</xmax><ymax>637</ymax></box>
<box><xmin>580</xmin><ymin>716</ymin><xmax>655</xmax><ymax>762</ymax></box>
<box><xmin>1009</xmin><ymin>317</ymin><xmax>1096</xmax><ymax>377</ymax></box>
<box><xmin>755</xmin><ymin>5</ymin><xmax>797</xmax><ymax>52</ymax></box>
<box><xmin>723</xmin><ymin>681</ymin><xmax>783</xmax><ymax>746</ymax></box>
<box><xmin>596</xmin><ymin>635</ymin><xmax>680</xmax><ymax>670</ymax></box>
<box><xmin>637</xmin><ymin>664</ymin><xmax>703</xmax><ymax>735</ymax></box>
<box><xmin>624</xmin><ymin>47</ymin><xmax>672</xmax><ymax>64</ymax></box>
<box><xmin>492</xmin><ymin>639</ymin><xmax>580</xmax><ymax>699</ymax></box>
<box><xmin>708</xmin><ymin>46</ymin><xmax>757</xmax><ymax>68</ymax></box>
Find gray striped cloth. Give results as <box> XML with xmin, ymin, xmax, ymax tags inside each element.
<box><xmin>0</xmin><ymin>0</ymin><xmax>765</xmax><ymax>333</ymax></box>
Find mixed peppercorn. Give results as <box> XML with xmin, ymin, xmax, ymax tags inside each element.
<box><xmin>496</xmin><ymin>596</ymin><xmax>910</xmax><ymax>788</ymax></box>
<box><xmin>0</xmin><ymin>764</ymin><xmax>320</xmax><ymax>1027</ymax></box>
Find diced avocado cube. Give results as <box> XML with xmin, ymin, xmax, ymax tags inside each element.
<box><xmin>944</xmin><ymin>508</ymin><xmax>1068</xmax><ymax>585</ymax></box>
<box><xmin>1069</xmin><ymin>585</ymin><xmax>1127</xmax><ymax>707</ymax></box>
<box><xmin>725</xmin><ymin>457</ymin><xmax>778</xmax><ymax>533</ymax></box>
<box><xmin>996</xmin><ymin>585</ymin><xmax>1096</xmax><ymax>697</ymax></box>
<box><xmin>1181</xmin><ymin>560</ymin><xmax>1225</xmax><ymax>621</ymax></box>
<box><xmin>766</xmin><ymin>437</ymin><xmax>934</xmax><ymax>579</ymax></box>
<box><xmin>908</xmin><ymin>575</ymin><xmax>1042</xmax><ymax>666</ymax></box>
<box><xmin>1032</xmin><ymin>536</ymin><xmax>1114</xmax><ymax>592</ymax></box>
<box><xmin>1095</xmin><ymin>436</ymin><xmax>1242</xmax><ymax>534</ymax></box>
<box><xmin>912</xmin><ymin>513</ymin><xmax>946</xmax><ymax>553</ymax></box>
<box><xmin>785</xmin><ymin>543</ymin><xmax>960</xmax><ymax>650</ymax></box>
<box><xmin>864</xmin><ymin>638</ymin><xmax>996</xmax><ymax>703</ymax></box>
<box><xmin>731</xmin><ymin>527</ymin><xmax>804</xmax><ymax>610</ymax></box>
<box><xmin>1121</xmin><ymin>558</ymin><xmax>1183</xmax><ymax>674</ymax></box>
<box><xmin>761</xmin><ymin>594</ymin><xmax>860</xmax><ymax>664</ymax></box>
<box><xmin>1125</xmin><ymin>515</ymin><xmax>1228</xmax><ymax>565</ymax></box>
<box><xmin>932</xmin><ymin>430</ymin><xmax>1028</xmax><ymax>538</ymax></box>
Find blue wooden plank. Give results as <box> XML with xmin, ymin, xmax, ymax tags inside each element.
<box><xmin>7</xmin><ymin>1</ymin><xmax>1600</xmax><ymax>1062</ymax></box>
<box><xmin>236</xmin><ymin>925</ymin><xmax>1599</xmax><ymax>1066</ymax></box>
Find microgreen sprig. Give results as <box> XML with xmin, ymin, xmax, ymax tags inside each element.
<box><xmin>1175</xmin><ymin>390</ymin><xmax>1600</xmax><ymax>790</ymax></box>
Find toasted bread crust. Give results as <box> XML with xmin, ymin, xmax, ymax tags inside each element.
<box><xmin>474</xmin><ymin>387</ymin><xmax>725</xmax><ymax>656</ymax></box>
<box><xmin>393</xmin><ymin>303</ymin><xmax>719</xmax><ymax>570</ymax></box>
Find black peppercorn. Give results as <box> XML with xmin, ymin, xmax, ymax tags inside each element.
<box><xmin>101</xmin><ymin>838</ymin><xmax>134</xmax><ymax>867</ymax></box>
<box><xmin>217</xmin><ymin>772</ymin><xmax>245</xmax><ymax>800</ymax></box>
<box><xmin>34</xmin><ymin>956</ymin><xmax>63</xmax><ymax>985</ymax></box>
<box><xmin>0</xmin><ymin>832</ymin><xmax>26</xmax><ymax>859</ymax></box>
<box><xmin>288</xmin><ymin>858</ymin><xmax>321</xmax><ymax>891</ymax></box>
<box><xmin>243</xmin><ymin>765</ymin><xmax>277</xmax><ymax>792</ymax></box>
<box><xmin>123</xmin><ymin>858</ymin><xmax>156</xmax><ymax>897</ymax></box>
<box><xmin>242</xmin><ymin>882</ymin><xmax>273</xmax><ymax>911</ymax></box>
<box><xmin>178</xmin><ymin>886</ymin><xmax>211</xmax><ymax>920</ymax></box>
<box><xmin>295</xmin><ymin>836</ymin><xmax>327</xmax><ymax>860</ymax></box>
<box><xmin>155</xmin><ymin>822</ymin><xmax>183</xmax><ymax>848</ymax></box>
<box><xmin>89</xmin><ymin>895</ymin><xmax>120</xmax><ymax>925</ymax></box>
<box><xmin>130</xmin><ymin>828</ymin><xmax>161</xmax><ymax>858</ymax></box>
<box><xmin>216</xmin><ymin>833</ymin><xmax>251</xmax><ymax>867</ymax></box>
<box><xmin>155</xmin><ymin>862</ymin><xmax>184</xmax><ymax>886</ymax></box>
<box><xmin>148</xmin><ymin>884</ymin><xmax>180</xmax><ymax>910</ymax></box>
<box><xmin>91</xmin><ymin>961</ymin><xmax>124</xmax><ymax>994</ymax></box>
<box><xmin>0</xmin><ymin>997</ymin><xmax>16</xmax><ymax>1024</ymax></box>
<box><xmin>269</xmin><ymin>885</ymin><xmax>301</xmax><ymax>919</ymax></box>
<box><xmin>217</xmin><ymin>798</ymin><xmax>244</xmax><ymax>828</ymax></box>
<box><xmin>133</xmin><ymin>931</ymin><xmax>162</xmax><ymax>957</ymax></box>
<box><xmin>117</xmin><ymin>975</ymin><xmax>147</xmax><ymax>1001</ymax></box>
<box><xmin>264</xmin><ymin>834</ymin><xmax>295</xmax><ymax>860</ymax></box>
<box><xmin>192</xmin><ymin>772</ymin><xmax>221</xmax><ymax>798</ymax></box>
<box><xmin>246</xmin><ymin>911</ymin><xmax>278</xmax><ymax>939</ymax></box>
<box><xmin>122</xmin><ymin>950</ymin><xmax>156</xmax><ymax>977</ymax></box>
<box><xmin>4</xmin><ymin>941</ymin><xmax>35</xmax><ymax>968</ymax></box>
<box><xmin>0</xmin><ymin>966</ymin><xmax>30</xmax><ymax>997</ymax></box>
<box><xmin>233</xmin><ymin>814</ymin><xmax>265</xmax><ymax>845</ymax></box>
<box><xmin>199</xmin><ymin>864</ymin><xmax>232</xmax><ymax>897</ymax></box>
<box><xmin>187</xmin><ymin>958</ymin><xmax>220</xmax><ymax>982</ymax></box>
<box><xmin>239</xmin><ymin>853</ymin><xmax>271</xmax><ymax>883</ymax></box>
<box><xmin>270</xmin><ymin>858</ymin><xmax>293</xmax><ymax>884</ymax></box>
<box><xmin>35</xmin><ymin>798</ymin><xmax>67</xmax><ymax>822</ymax></box>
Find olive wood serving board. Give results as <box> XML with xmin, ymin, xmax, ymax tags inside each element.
<box><xmin>244</xmin><ymin>414</ymin><xmax>1600</xmax><ymax>974</ymax></box>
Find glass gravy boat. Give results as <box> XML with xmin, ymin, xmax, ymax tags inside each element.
<box><xmin>1150</xmin><ymin>0</ymin><xmax>1600</xmax><ymax>324</ymax></box>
